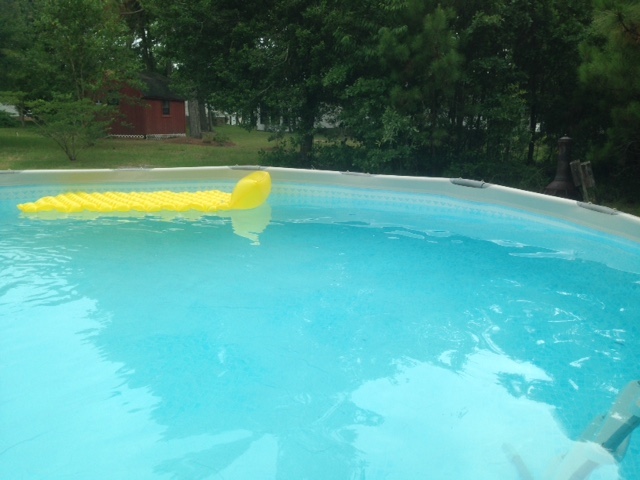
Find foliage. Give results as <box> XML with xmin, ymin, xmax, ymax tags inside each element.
<box><xmin>144</xmin><ymin>0</ymin><xmax>612</xmax><ymax>193</ymax></box>
<box><xmin>0</xmin><ymin>0</ymin><xmax>28</xmax><ymax>89</ymax></box>
<box><xmin>29</xmin><ymin>95</ymin><xmax>113</xmax><ymax>161</ymax></box>
<box><xmin>1</xmin><ymin>0</ymin><xmax>140</xmax><ymax>161</ymax></box>
<box><xmin>443</xmin><ymin>156</ymin><xmax>552</xmax><ymax>193</ymax></box>
<box><xmin>0</xmin><ymin>0</ymin><xmax>35</xmax><ymax>122</ymax></box>
<box><xmin>304</xmin><ymin>0</ymin><xmax>593</xmax><ymax>190</ymax></box>
<box><xmin>578</xmin><ymin>0</ymin><xmax>640</xmax><ymax>201</ymax></box>
<box><xmin>0</xmin><ymin>110</ymin><xmax>19</xmax><ymax>127</ymax></box>
<box><xmin>151</xmin><ymin>0</ymin><xmax>391</xmax><ymax>164</ymax></box>
<box><xmin>202</xmin><ymin>131</ymin><xmax>231</xmax><ymax>145</ymax></box>
<box><xmin>28</xmin><ymin>0</ymin><xmax>138</xmax><ymax>100</ymax></box>
<box><xmin>496</xmin><ymin>0</ymin><xmax>593</xmax><ymax>163</ymax></box>
<box><xmin>1</xmin><ymin>0</ymin><xmax>638</xmax><ymax>201</ymax></box>
<box><xmin>379</xmin><ymin>2</ymin><xmax>462</xmax><ymax>147</ymax></box>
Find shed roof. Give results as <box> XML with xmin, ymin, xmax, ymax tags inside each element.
<box><xmin>140</xmin><ymin>72</ymin><xmax>184</xmax><ymax>101</ymax></box>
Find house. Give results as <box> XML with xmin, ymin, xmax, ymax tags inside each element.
<box><xmin>109</xmin><ymin>72</ymin><xmax>186</xmax><ymax>139</ymax></box>
<box><xmin>0</xmin><ymin>104</ymin><xmax>18</xmax><ymax>116</ymax></box>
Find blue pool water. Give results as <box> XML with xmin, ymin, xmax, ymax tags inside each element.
<box><xmin>1</xmin><ymin>180</ymin><xmax>640</xmax><ymax>479</ymax></box>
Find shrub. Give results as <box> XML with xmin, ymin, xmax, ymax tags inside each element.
<box><xmin>0</xmin><ymin>111</ymin><xmax>19</xmax><ymax>127</ymax></box>
<box><xmin>202</xmin><ymin>131</ymin><xmax>231</xmax><ymax>145</ymax></box>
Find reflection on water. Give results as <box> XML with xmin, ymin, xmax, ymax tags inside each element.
<box><xmin>349</xmin><ymin>354</ymin><xmax>618</xmax><ymax>479</ymax></box>
<box><xmin>17</xmin><ymin>202</ymin><xmax>273</xmax><ymax>245</ymax></box>
<box><xmin>1</xmin><ymin>200</ymin><xmax>639</xmax><ymax>479</ymax></box>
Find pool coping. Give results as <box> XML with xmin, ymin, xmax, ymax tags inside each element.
<box><xmin>1</xmin><ymin>165</ymin><xmax>640</xmax><ymax>242</ymax></box>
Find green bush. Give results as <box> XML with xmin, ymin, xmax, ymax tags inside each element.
<box><xmin>202</xmin><ymin>131</ymin><xmax>231</xmax><ymax>145</ymax></box>
<box><xmin>444</xmin><ymin>157</ymin><xmax>551</xmax><ymax>192</ymax></box>
<box><xmin>0</xmin><ymin>111</ymin><xmax>19</xmax><ymax>127</ymax></box>
<box><xmin>259</xmin><ymin>140</ymin><xmax>305</xmax><ymax>168</ymax></box>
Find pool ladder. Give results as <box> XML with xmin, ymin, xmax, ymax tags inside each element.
<box><xmin>509</xmin><ymin>380</ymin><xmax>640</xmax><ymax>480</ymax></box>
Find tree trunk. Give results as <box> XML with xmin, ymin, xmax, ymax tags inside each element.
<box><xmin>300</xmin><ymin>131</ymin><xmax>314</xmax><ymax>165</ymax></box>
<box><xmin>527</xmin><ymin>105</ymin><xmax>537</xmax><ymax>165</ymax></box>
<box><xmin>188</xmin><ymin>98</ymin><xmax>202</xmax><ymax>138</ymax></box>
<box><xmin>298</xmin><ymin>108</ymin><xmax>316</xmax><ymax>167</ymax></box>
<box><xmin>198</xmin><ymin>99</ymin><xmax>210</xmax><ymax>133</ymax></box>
<box><xmin>18</xmin><ymin>102</ymin><xmax>26</xmax><ymax>127</ymax></box>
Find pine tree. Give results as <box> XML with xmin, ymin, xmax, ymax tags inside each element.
<box><xmin>579</xmin><ymin>0</ymin><xmax>640</xmax><ymax>199</ymax></box>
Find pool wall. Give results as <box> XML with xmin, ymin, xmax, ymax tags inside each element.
<box><xmin>1</xmin><ymin>165</ymin><xmax>639</xmax><ymax>242</ymax></box>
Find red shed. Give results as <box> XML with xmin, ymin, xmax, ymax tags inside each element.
<box><xmin>110</xmin><ymin>72</ymin><xmax>186</xmax><ymax>138</ymax></box>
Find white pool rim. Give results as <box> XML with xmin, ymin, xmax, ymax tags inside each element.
<box><xmin>2</xmin><ymin>165</ymin><xmax>639</xmax><ymax>242</ymax></box>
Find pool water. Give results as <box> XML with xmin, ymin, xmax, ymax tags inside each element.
<box><xmin>1</xmin><ymin>181</ymin><xmax>640</xmax><ymax>479</ymax></box>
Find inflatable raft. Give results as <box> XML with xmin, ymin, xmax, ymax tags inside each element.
<box><xmin>17</xmin><ymin>171</ymin><xmax>271</xmax><ymax>214</ymax></box>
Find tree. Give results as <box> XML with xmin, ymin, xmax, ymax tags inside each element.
<box><xmin>121</xmin><ymin>0</ymin><xmax>162</xmax><ymax>74</ymax></box>
<box><xmin>338</xmin><ymin>0</ymin><xmax>522</xmax><ymax>176</ymax></box>
<box><xmin>377</xmin><ymin>1</ymin><xmax>462</xmax><ymax>173</ymax></box>
<box><xmin>503</xmin><ymin>0</ymin><xmax>592</xmax><ymax>164</ymax></box>
<box><xmin>0</xmin><ymin>0</ymin><xmax>26</xmax><ymax>89</ymax></box>
<box><xmin>448</xmin><ymin>1</ymin><xmax>528</xmax><ymax>165</ymax></box>
<box><xmin>29</xmin><ymin>95</ymin><xmax>112</xmax><ymax>161</ymax></box>
<box><xmin>579</xmin><ymin>0</ymin><xmax>640</xmax><ymax>200</ymax></box>
<box><xmin>152</xmin><ymin>0</ymin><xmax>392</xmax><ymax>163</ymax></box>
<box><xmin>148</xmin><ymin>0</ymin><xmax>260</xmax><ymax>137</ymax></box>
<box><xmin>6</xmin><ymin>0</ymin><xmax>140</xmax><ymax>161</ymax></box>
<box><xmin>148</xmin><ymin>0</ymin><xmax>597</xmax><ymax>192</ymax></box>
<box><xmin>0</xmin><ymin>0</ymin><xmax>36</xmax><ymax>124</ymax></box>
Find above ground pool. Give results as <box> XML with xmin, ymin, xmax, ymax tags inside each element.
<box><xmin>1</xmin><ymin>167</ymin><xmax>639</xmax><ymax>479</ymax></box>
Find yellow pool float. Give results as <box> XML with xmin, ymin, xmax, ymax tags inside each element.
<box><xmin>17</xmin><ymin>171</ymin><xmax>271</xmax><ymax>214</ymax></box>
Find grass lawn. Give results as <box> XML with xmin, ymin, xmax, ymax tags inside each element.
<box><xmin>0</xmin><ymin>125</ymin><xmax>275</xmax><ymax>170</ymax></box>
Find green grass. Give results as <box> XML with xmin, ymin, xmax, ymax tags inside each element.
<box><xmin>0</xmin><ymin>125</ymin><xmax>275</xmax><ymax>170</ymax></box>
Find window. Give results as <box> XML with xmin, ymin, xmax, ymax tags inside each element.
<box><xmin>162</xmin><ymin>100</ymin><xmax>171</xmax><ymax>116</ymax></box>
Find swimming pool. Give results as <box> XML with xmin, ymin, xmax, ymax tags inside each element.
<box><xmin>1</xmin><ymin>167</ymin><xmax>639</xmax><ymax>479</ymax></box>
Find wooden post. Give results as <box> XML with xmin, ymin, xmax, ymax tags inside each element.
<box><xmin>570</xmin><ymin>160</ymin><xmax>596</xmax><ymax>203</ymax></box>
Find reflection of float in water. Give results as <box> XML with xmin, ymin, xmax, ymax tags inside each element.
<box><xmin>220</xmin><ymin>203</ymin><xmax>272</xmax><ymax>245</ymax></box>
